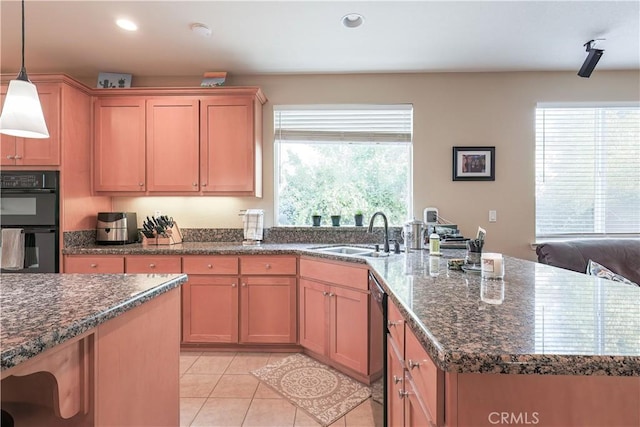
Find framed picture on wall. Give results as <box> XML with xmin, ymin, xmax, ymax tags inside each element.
<box><xmin>452</xmin><ymin>146</ymin><xmax>495</xmax><ymax>181</ymax></box>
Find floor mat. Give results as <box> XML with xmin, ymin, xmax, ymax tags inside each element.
<box><xmin>251</xmin><ymin>353</ymin><xmax>371</xmax><ymax>426</ymax></box>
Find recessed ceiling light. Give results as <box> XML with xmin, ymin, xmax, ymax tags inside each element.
<box><xmin>342</xmin><ymin>13</ymin><xmax>364</xmax><ymax>28</ymax></box>
<box><xmin>116</xmin><ymin>19</ymin><xmax>138</xmax><ymax>32</ymax></box>
<box><xmin>190</xmin><ymin>23</ymin><xmax>212</xmax><ymax>37</ymax></box>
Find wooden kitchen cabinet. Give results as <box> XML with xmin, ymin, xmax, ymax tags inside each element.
<box><xmin>93</xmin><ymin>97</ymin><xmax>146</xmax><ymax>192</ymax></box>
<box><xmin>64</xmin><ymin>255</ymin><xmax>125</xmax><ymax>273</ymax></box>
<box><xmin>181</xmin><ymin>275</ymin><xmax>239</xmax><ymax>343</ymax></box>
<box><xmin>299</xmin><ymin>257</ymin><xmax>370</xmax><ymax>379</ymax></box>
<box><xmin>182</xmin><ymin>256</ymin><xmax>240</xmax><ymax>343</ymax></box>
<box><xmin>93</xmin><ymin>87</ymin><xmax>265</xmax><ymax>196</ymax></box>
<box><xmin>146</xmin><ymin>97</ymin><xmax>200</xmax><ymax>192</ymax></box>
<box><xmin>239</xmin><ymin>276</ymin><xmax>297</xmax><ymax>344</ymax></box>
<box><xmin>239</xmin><ymin>256</ymin><xmax>297</xmax><ymax>344</ymax></box>
<box><xmin>388</xmin><ymin>335</ymin><xmax>405</xmax><ymax>427</ymax></box>
<box><xmin>200</xmin><ymin>95</ymin><xmax>262</xmax><ymax>196</ymax></box>
<box><xmin>125</xmin><ymin>255</ymin><xmax>182</xmax><ymax>273</ymax></box>
<box><xmin>0</xmin><ymin>82</ymin><xmax>60</xmax><ymax>166</ymax></box>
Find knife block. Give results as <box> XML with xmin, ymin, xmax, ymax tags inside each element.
<box><xmin>142</xmin><ymin>223</ymin><xmax>183</xmax><ymax>245</ymax></box>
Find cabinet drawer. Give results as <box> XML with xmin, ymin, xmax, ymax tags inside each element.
<box><xmin>240</xmin><ymin>256</ymin><xmax>297</xmax><ymax>275</ymax></box>
<box><xmin>125</xmin><ymin>256</ymin><xmax>181</xmax><ymax>273</ymax></box>
<box><xmin>65</xmin><ymin>256</ymin><xmax>124</xmax><ymax>273</ymax></box>
<box><xmin>387</xmin><ymin>299</ymin><xmax>405</xmax><ymax>355</ymax></box>
<box><xmin>299</xmin><ymin>258</ymin><xmax>368</xmax><ymax>291</ymax></box>
<box><xmin>405</xmin><ymin>325</ymin><xmax>444</xmax><ymax>426</ymax></box>
<box><xmin>182</xmin><ymin>256</ymin><xmax>239</xmax><ymax>275</ymax></box>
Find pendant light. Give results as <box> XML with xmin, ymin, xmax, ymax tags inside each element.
<box><xmin>0</xmin><ymin>0</ymin><xmax>49</xmax><ymax>138</ymax></box>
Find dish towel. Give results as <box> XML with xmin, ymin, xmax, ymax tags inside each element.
<box><xmin>1</xmin><ymin>228</ymin><xmax>25</xmax><ymax>270</ymax></box>
<box><xmin>243</xmin><ymin>209</ymin><xmax>264</xmax><ymax>241</ymax></box>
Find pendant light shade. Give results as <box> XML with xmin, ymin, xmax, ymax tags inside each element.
<box><xmin>0</xmin><ymin>0</ymin><xmax>49</xmax><ymax>139</ymax></box>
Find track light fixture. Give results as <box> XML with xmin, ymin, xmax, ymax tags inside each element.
<box><xmin>0</xmin><ymin>0</ymin><xmax>49</xmax><ymax>138</ymax></box>
<box><xmin>578</xmin><ymin>39</ymin><xmax>605</xmax><ymax>78</ymax></box>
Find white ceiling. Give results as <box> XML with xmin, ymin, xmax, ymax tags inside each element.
<box><xmin>1</xmin><ymin>1</ymin><xmax>639</xmax><ymax>79</ymax></box>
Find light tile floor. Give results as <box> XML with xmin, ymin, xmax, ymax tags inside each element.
<box><xmin>180</xmin><ymin>351</ymin><xmax>383</xmax><ymax>427</ymax></box>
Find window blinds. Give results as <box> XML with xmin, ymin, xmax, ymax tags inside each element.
<box><xmin>274</xmin><ymin>105</ymin><xmax>413</xmax><ymax>143</ymax></box>
<box><xmin>535</xmin><ymin>104</ymin><xmax>640</xmax><ymax>237</ymax></box>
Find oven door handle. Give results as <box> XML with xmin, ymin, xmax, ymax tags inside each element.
<box><xmin>4</xmin><ymin>228</ymin><xmax>57</xmax><ymax>234</ymax></box>
<box><xmin>0</xmin><ymin>188</ymin><xmax>56</xmax><ymax>194</ymax></box>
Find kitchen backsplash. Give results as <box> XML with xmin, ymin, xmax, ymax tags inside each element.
<box><xmin>63</xmin><ymin>227</ymin><xmax>402</xmax><ymax>247</ymax></box>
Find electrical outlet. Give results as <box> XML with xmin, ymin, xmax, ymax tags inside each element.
<box><xmin>489</xmin><ymin>210</ymin><xmax>497</xmax><ymax>222</ymax></box>
<box><xmin>154</xmin><ymin>210</ymin><xmax>162</xmax><ymax>218</ymax></box>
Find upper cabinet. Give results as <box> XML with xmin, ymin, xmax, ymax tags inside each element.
<box><xmin>92</xmin><ymin>88</ymin><xmax>265</xmax><ymax>196</ymax></box>
<box><xmin>0</xmin><ymin>82</ymin><xmax>61</xmax><ymax>166</ymax></box>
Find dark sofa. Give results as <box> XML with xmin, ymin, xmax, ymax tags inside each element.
<box><xmin>536</xmin><ymin>239</ymin><xmax>640</xmax><ymax>284</ymax></box>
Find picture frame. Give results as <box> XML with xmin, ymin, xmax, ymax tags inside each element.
<box><xmin>97</xmin><ymin>72</ymin><xmax>132</xmax><ymax>89</ymax></box>
<box><xmin>452</xmin><ymin>146</ymin><xmax>495</xmax><ymax>181</ymax></box>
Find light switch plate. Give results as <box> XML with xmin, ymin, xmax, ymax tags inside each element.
<box><xmin>489</xmin><ymin>210</ymin><xmax>497</xmax><ymax>222</ymax></box>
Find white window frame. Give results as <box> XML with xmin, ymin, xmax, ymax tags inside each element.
<box><xmin>273</xmin><ymin>104</ymin><xmax>413</xmax><ymax>226</ymax></box>
<box><xmin>535</xmin><ymin>102</ymin><xmax>640</xmax><ymax>239</ymax></box>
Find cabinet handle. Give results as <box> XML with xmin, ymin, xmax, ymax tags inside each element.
<box><xmin>139</xmin><ymin>182</ymin><xmax>144</xmax><ymax>187</ymax></box>
<box><xmin>6</xmin><ymin>155</ymin><xmax>14</xmax><ymax>160</ymax></box>
<box><xmin>393</xmin><ymin>375</ymin><xmax>403</xmax><ymax>384</ymax></box>
<box><xmin>408</xmin><ymin>359</ymin><xmax>421</xmax><ymax>370</ymax></box>
<box><xmin>231</xmin><ymin>283</ymin><xmax>237</xmax><ymax>288</ymax></box>
<box><xmin>328</xmin><ymin>292</ymin><xmax>334</xmax><ymax>297</ymax></box>
<box><xmin>242</xmin><ymin>283</ymin><xmax>247</xmax><ymax>287</ymax></box>
<box><xmin>265</xmin><ymin>263</ymin><xmax>271</xmax><ymax>269</ymax></box>
<box><xmin>90</xmin><ymin>263</ymin><xmax>97</xmax><ymax>268</ymax></box>
<box><xmin>193</xmin><ymin>182</ymin><xmax>198</xmax><ymax>186</ymax></box>
<box><xmin>202</xmin><ymin>183</ymin><xmax>207</xmax><ymax>187</ymax></box>
<box><xmin>322</xmin><ymin>291</ymin><xmax>328</xmax><ymax>296</ymax></box>
<box><xmin>14</xmin><ymin>155</ymin><xmax>22</xmax><ymax>159</ymax></box>
<box><xmin>388</xmin><ymin>320</ymin><xmax>402</xmax><ymax>328</ymax></box>
<box><xmin>398</xmin><ymin>389</ymin><xmax>409</xmax><ymax>399</ymax></box>
<box><xmin>149</xmin><ymin>263</ymin><xmax>156</xmax><ymax>268</ymax></box>
<box><xmin>207</xmin><ymin>264</ymin><xmax>213</xmax><ymax>269</ymax></box>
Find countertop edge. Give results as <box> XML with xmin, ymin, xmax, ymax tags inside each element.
<box><xmin>1</xmin><ymin>274</ymin><xmax>188</xmax><ymax>371</ymax></box>
<box><xmin>62</xmin><ymin>244</ymin><xmax>640</xmax><ymax>376</ymax></box>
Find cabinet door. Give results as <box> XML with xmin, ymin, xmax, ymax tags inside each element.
<box><xmin>94</xmin><ymin>97</ymin><xmax>146</xmax><ymax>192</ymax></box>
<box><xmin>200</xmin><ymin>96</ymin><xmax>256</xmax><ymax>195</ymax></box>
<box><xmin>405</xmin><ymin>376</ymin><xmax>434</xmax><ymax>427</ymax></box>
<box><xmin>329</xmin><ymin>285</ymin><xmax>369</xmax><ymax>375</ymax></box>
<box><xmin>182</xmin><ymin>275</ymin><xmax>239</xmax><ymax>343</ymax></box>
<box><xmin>146</xmin><ymin>98</ymin><xmax>200</xmax><ymax>192</ymax></box>
<box><xmin>299</xmin><ymin>278</ymin><xmax>328</xmax><ymax>355</ymax></box>
<box><xmin>239</xmin><ymin>276</ymin><xmax>296</xmax><ymax>344</ymax></box>
<box><xmin>388</xmin><ymin>335</ymin><xmax>406</xmax><ymax>427</ymax></box>
<box><xmin>64</xmin><ymin>255</ymin><xmax>125</xmax><ymax>273</ymax></box>
<box><xmin>0</xmin><ymin>83</ymin><xmax>60</xmax><ymax>166</ymax></box>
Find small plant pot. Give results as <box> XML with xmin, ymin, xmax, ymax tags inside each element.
<box><xmin>312</xmin><ymin>215</ymin><xmax>322</xmax><ymax>227</ymax></box>
<box><xmin>330</xmin><ymin>215</ymin><xmax>341</xmax><ymax>227</ymax></box>
<box><xmin>354</xmin><ymin>214</ymin><xmax>364</xmax><ymax>227</ymax></box>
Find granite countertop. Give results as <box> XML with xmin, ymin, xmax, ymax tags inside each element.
<box><xmin>61</xmin><ymin>242</ymin><xmax>640</xmax><ymax>376</ymax></box>
<box><xmin>1</xmin><ymin>273</ymin><xmax>188</xmax><ymax>371</ymax></box>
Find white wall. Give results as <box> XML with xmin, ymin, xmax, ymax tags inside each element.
<box><xmin>110</xmin><ymin>70</ymin><xmax>640</xmax><ymax>260</ymax></box>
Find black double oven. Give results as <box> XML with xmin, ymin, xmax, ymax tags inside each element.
<box><xmin>0</xmin><ymin>171</ymin><xmax>59</xmax><ymax>273</ymax></box>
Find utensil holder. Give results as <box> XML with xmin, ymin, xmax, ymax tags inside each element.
<box><xmin>142</xmin><ymin>223</ymin><xmax>183</xmax><ymax>245</ymax></box>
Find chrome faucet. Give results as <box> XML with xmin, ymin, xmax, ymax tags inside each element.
<box><xmin>368</xmin><ymin>211</ymin><xmax>390</xmax><ymax>253</ymax></box>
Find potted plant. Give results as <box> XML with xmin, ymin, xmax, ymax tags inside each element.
<box><xmin>330</xmin><ymin>215</ymin><xmax>341</xmax><ymax>227</ymax></box>
<box><xmin>311</xmin><ymin>214</ymin><xmax>322</xmax><ymax>227</ymax></box>
<box><xmin>354</xmin><ymin>210</ymin><xmax>364</xmax><ymax>226</ymax></box>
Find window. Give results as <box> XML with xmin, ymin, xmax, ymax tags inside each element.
<box><xmin>535</xmin><ymin>104</ymin><xmax>640</xmax><ymax>238</ymax></box>
<box><xmin>274</xmin><ymin>105</ymin><xmax>413</xmax><ymax>226</ymax></box>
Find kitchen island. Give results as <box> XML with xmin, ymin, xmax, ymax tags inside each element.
<box><xmin>63</xmin><ymin>242</ymin><xmax>640</xmax><ymax>425</ymax></box>
<box><xmin>1</xmin><ymin>272</ymin><xmax>187</xmax><ymax>427</ymax></box>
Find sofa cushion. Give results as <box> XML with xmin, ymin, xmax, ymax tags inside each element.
<box><xmin>586</xmin><ymin>259</ymin><xmax>638</xmax><ymax>287</ymax></box>
<box><xmin>536</xmin><ymin>239</ymin><xmax>640</xmax><ymax>284</ymax></box>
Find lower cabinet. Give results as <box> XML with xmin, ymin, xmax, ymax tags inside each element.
<box><xmin>181</xmin><ymin>255</ymin><xmax>297</xmax><ymax>345</ymax></box>
<box><xmin>299</xmin><ymin>257</ymin><xmax>370</xmax><ymax>379</ymax></box>
<box><xmin>182</xmin><ymin>275</ymin><xmax>239</xmax><ymax>343</ymax></box>
<box><xmin>388</xmin><ymin>299</ymin><xmax>444</xmax><ymax>427</ymax></box>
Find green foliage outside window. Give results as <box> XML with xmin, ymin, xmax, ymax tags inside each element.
<box><xmin>277</xmin><ymin>142</ymin><xmax>411</xmax><ymax>226</ymax></box>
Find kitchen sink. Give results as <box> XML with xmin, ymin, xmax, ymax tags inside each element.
<box><xmin>315</xmin><ymin>245</ymin><xmax>372</xmax><ymax>255</ymax></box>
